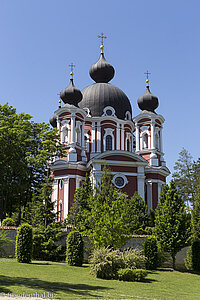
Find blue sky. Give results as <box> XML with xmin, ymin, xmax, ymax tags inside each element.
<box><xmin>0</xmin><ymin>0</ymin><xmax>199</xmax><ymax>179</ymax></box>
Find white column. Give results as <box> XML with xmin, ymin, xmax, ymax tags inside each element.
<box><xmin>151</xmin><ymin>120</ymin><xmax>155</xmax><ymax>149</ymax></box>
<box><xmin>91</xmin><ymin>121</ymin><xmax>96</xmax><ymax>157</ymax></box>
<box><xmin>146</xmin><ymin>181</ymin><xmax>152</xmax><ymax>211</ymax></box>
<box><xmin>53</xmin><ymin>180</ymin><xmax>58</xmax><ymax>214</ymax></box>
<box><xmin>116</xmin><ymin>123</ymin><xmax>120</xmax><ymax>150</ymax></box>
<box><xmin>57</xmin><ymin>117</ymin><xmax>60</xmax><ymax>132</ymax></box>
<box><xmin>158</xmin><ymin>181</ymin><xmax>163</xmax><ymax>199</ymax></box>
<box><xmin>135</xmin><ymin>122</ymin><xmax>139</xmax><ymax>152</ymax></box>
<box><xmin>121</xmin><ymin>124</ymin><xmax>124</xmax><ymax>150</ymax></box>
<box><xmin>96</xmin><ymin>121</ymin><xmax>101</xmax><ymax>153</ymax></box>
<box><xmin>64</xmin><ymin>178</ymin><xmax>69</xmax><ymax>219</ymax></box>
<box><xmin>71</xmin><ymin>113</ymin><xmax>76</xmax><ymax>145</ymax></box>
<box><xmin>69</xmin><ymin>113</ymin><xmax>77</xmax><ymax>161</ymax></box>
<box><xmin>81</xmin><ymin>121</ymin><xmax>87</xmax><ymax>161</ymax></box>
<box><xmin>160</xmin><ymin>126</ymin><xmax>163</xmax><ymax>153</ymax></box>
<box><xmin>137</xmin><ymin>166</ymin><xmax>145</xmax><ymax>200</ymax></box>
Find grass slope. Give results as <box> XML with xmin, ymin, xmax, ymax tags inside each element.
<box><xmin>0</xmin><ymin>259</ymin><xmax>199</xmax><ymax>299</ymax></box>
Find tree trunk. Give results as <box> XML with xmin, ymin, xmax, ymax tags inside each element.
<box><xmin>172</xmin><ymin>253</ymin><xmax>176</xmax><ymax>270</ymax></box>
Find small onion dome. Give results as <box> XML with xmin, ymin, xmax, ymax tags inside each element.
<box><xmin>49</xmin><ymin>114</ymin><xmax>57</xmax><ymax>128</ymax></box>
<box><xmin>60</xmin><ymin>72</ymin><xmax>83</xmax><ymax>106</ymax></box>
<box><xmin>137</xmin><ymin>79</ymin><xmax>159</xmax><ymax>112</ymax></box>
<box><xmin>89</xmin><ymin>45</ymin><xmax>115</xmax><ymax>83</ymax></box>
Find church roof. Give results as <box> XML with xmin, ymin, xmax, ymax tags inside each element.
<box><xmin>79</xmin><ymin>45</ymin><xmax>132</xmax><ymax>120</ymax></box>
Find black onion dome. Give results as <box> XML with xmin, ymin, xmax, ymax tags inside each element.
<box><xmin>137</xmin><ymin>86</ymin><xmax>159</xmax><ymax>113</ymax></box>
<box><xmin>49</xmin><ymin>114</ymin><xmax>57</xmax><ymax>128</ymax></box>
<box><xmin>60</xmin><ymin>77</ymin><xmax>83</xmax><ymax>106</ymax></box>
<box><xmin>79</xmin><ymin>83</ymin><xmax>132</xmax><ymax>120</ymax></box>
<box><xmin>89</xmin><ymin>53</ymin><xmax>115</xmax><ymax>83</ymax></box>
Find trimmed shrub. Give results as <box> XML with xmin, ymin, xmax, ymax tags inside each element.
<box><xmin>123</xmin><ymin>248</ymin><xmax>146</xmax><ymax>269</ymax></box>
<box><xmin>2</xmin><ymin>218</ymin><xmax>15</xmax><ymax>227</ymax></box>
<box><xmin>192</xmin><ymin>240</ymin><xmax>200</xmax><ymax>272</ymax></box>
<box><xmin>66</xmin><ymin>229</ymin><xmax>84</xmax><ymax>266</ymax></box>
<box><xmin>144</xmin><ymin>236</ymin><xmax>158</xmax><ymax>270</ymax></box>
<box><xmin>118</xmin><ymin>268</ymin><xmax>147</xmax><ymax>282</ymax></box>
<box><xmin>33</xmin><ymin>223</ymin><xmax>65</xmax><ymax>262</ymax></box>
<box><xmin>15</xmin><ymin>223</ymin><xmax>33</xmax><ymax>263</ymax></box>
<box><xmin>89</xmin><ymin>247</ymin><xmax>124</xmax><ymax>279</ymax></box>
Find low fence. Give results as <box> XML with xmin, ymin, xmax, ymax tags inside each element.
<box><xmin>0</xmin><ymin>227</ymin><xmax>188</xmax><ymax>269</ymax></box>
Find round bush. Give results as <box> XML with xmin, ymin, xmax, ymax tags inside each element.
<box><xmin>2</xmin><ymin>218</ymin><xmax>15</xmax><ymax>227</ymax></box>
<box><xmin>66</xmin><ymin>229</ymin><xmax>84</xmax><ymax>266</ymax></box>
<box><xmin>192</xmin><ymin>240</ymin><xmax>200</xmax><ymax>272</ymax></box>
<box><xmin>15</xmin><ymin>223</ymin><xmax>33</xmax><ymax>263</ymax></box>
<box><xmin>118</xmin><ymin>268</ymin><xmax>147</xmax><ymax>282</ymax></box>
<box><xmin>144</xmin><ymin>236</ymin><xmax>158</xmax><ymax>270</ymax></box>
<box><xmin>89</xmin><ymin>247</ymin><xmax>124</xmax><ymax>279</ymax></box>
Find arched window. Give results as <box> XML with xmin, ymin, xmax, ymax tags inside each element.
<box><xmin>106</xmin><ymin>135</ymin><xmax>112</xmax><ymax>151</ymax></box>
<box><xmin>84</xmin><ymin>135</ymin><xmax>88</xmax><ymax>152</ymax></box>
<box><xmin>143</xmin><ymin>133</ymin><xmax>148</xmax><ymax>149</ymax></box>
<box><xmin>155</xmin><ymin>133</ymin><xmax>160</xmax><ymax>150</ymax></box>
<box><xmin>127</xmin><ymin>139</ymin><xmax>130</xmax><ymax>151</ymax></box>
<box><xmin>62</xmin><ymin>126</ymin><xmax>68</xmax><ymax>144</ymax></box>
<box><xmin>76</xmin><ymin>128</ymin><xmax>81</xmax><ymax>145</ymax></box>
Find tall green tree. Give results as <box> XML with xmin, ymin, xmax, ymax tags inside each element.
<box><xmin>172</xmin><ymin>148</ymin><xmax>194</xmax><ymax>211</ymax></box>
<box><xmin>87</xmin><ymin>167</ymin><xmax>130</xmax><ymax>248</ymax></box>
<box><xmin>0</xmin><ymin>103</ymin><xmax>63</xmax><ymax>223</ymax></box>
<box><xmin>125</xmin><ymin>192</ymin><xmax>149</xmax><ymax>234</ymax></box>
<box><xmin>31</xmin><ymin>174</ymin><xmax>56</xmax><ymax>228</ymax></box>
<box><xmin>191</xmin><ymin>184</ymin><xmax>200</xmax><ymax>241</ymax></box>
<box><xmin>154</xmin><ymin>180</ymin><xmax>189</xmax><ymax>269</ymax></box>
<box><xmin>67</xmin><ymin>173</ymin><xmax>92</xmax><ymax>231</ymax></box>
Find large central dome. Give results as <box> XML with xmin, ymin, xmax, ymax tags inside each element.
<box><xmin>79</xmin><ymin>45</ymin><xmax>132</xmax><ymax>120</ymax></box>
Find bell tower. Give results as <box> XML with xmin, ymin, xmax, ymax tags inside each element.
<box><xmin>133</xmin><ymin>72</ymin><xmax>169</xmax><ymax>210</ymax></box>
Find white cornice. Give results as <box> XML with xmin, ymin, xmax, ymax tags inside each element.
<box><xmin>54</xmin><ymin>106</ymin><xmax>87</xmax><ymax>118</ymax></box>
<box><xmin>145</xmin><ymin>165</ymin><xmax>170</xmax><ymax>177</ymax></box>
<box><xmin>85</xmin><ymin>115</ymin><xmax>135</xmax><ymax>128</ymax></box>
<box><xmin>87</xmin><ymin>150</ymin><xmax>148</xmax><ymax>168</ymax></box>
<box><xmin>133</xmin><ymin>112</ymin><xmax>165</xmax><ymax>124</ymax></box>
<box><xmin>50</xmin><ymin>159</ymin><xmax>87</xmax><ymax>171</ymax></box>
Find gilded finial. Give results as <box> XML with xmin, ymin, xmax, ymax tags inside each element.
<box><xmin>59</xmin><ymin>99</ymin><xmax>61</xmax><ymax>108</ymax></box>
<box><xmin>70</xmin><ymin>71</ymin><xmax>73</xmax><ymax>79</ymax></box>
<box><xmin>100</xmin><ymin>44</ymin><xmax>104</xmax><ymax>53</ymax></box>
<box><xmin>144</xmin><ymin>70</ymin><xmax>151</xmax><ymax>88</ymax></box>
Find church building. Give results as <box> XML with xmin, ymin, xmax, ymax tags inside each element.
<box><xmin>49</xmin><ymin>35</ymin><xmax>170</xmax><ymax>221</ymax></box>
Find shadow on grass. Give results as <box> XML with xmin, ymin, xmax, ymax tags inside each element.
<box><xmin>175</xmin><ymin>269</ymin><xmax>200</xmax><ymax>275</ymax></box>
<box><xmin>0</xmin><ymin>275</ymin><xmax>111</xmax><ymax>298</ymax></box>
<box><xmin>0</xmin><ymin>286</ymin><xmax>12</xmax><ymax>294</ymax></box>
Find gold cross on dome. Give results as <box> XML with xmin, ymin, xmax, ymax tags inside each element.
<box><xmin>98</xmin><ymin>32</ymin><xmax>107</xmax><ymax>45</ymax></box>
<box><xmin>144</xmin><ymin>70</ymin><xmax>151</xmax><ymax>80</ymax></box>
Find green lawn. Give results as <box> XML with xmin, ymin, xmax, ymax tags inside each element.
<box><xmin>0</xmin><ymin>259</ymin><xmax>199</xmax><ymax>299</ymax></box>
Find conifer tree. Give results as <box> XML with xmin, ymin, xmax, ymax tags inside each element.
<box><xmin>88</xmin><ymin>167</ymin><xmax>129</xmax><ymax>248</ymax></box>
<box><xmin>191</xmin><ymin>184</ymin><xmax>200</xmax><ymax>241</ymax></box>
<box><xmin>154</xmin><ymin>180</ymin><xmax>189</xmax><ymax>269</ymax></box>
<box><xmin>125</xmin><ymin>192</ymin><xmax>149</xmax><ymax>234</ymax></box>
<box><xmin>67</xmin><ymin>173</ymin><xmax>92</xmax><ymax>231</ymax></box>
<box><xmin>31</xmin><ymin>174</ymin><xmax>56</xmax><ymax>228</ymax></box>
<box><xmin>173</xmin><ymin>148</ymin><xmax>194</xmax><ymax>211</ymax></box>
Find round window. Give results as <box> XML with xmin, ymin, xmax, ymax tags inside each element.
<box><xmin>106</xmin><ymin>109</ymin><xmax>112</xmax><ymax>116</ymax></box>
<box><xmin>115</xmin><ymin>176</ymin><xmax>125</xmax><ymax>188</ymax></box>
